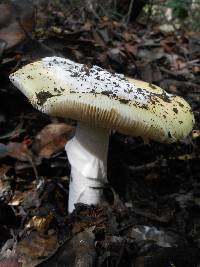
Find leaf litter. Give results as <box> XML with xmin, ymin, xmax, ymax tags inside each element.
<box><xmin>0</xmin><ymin>0</ymin><xmax>200</xmax><ymax>266</ymax></box>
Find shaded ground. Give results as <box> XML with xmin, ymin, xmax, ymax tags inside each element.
<box><xmin>0</xmin><ymin>1</ymin><xmax>200</xmax><ymax>266</ymax></box>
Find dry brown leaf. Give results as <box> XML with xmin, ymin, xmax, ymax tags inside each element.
<box><xmin>0</xmin><ymin>0</ymin><xmax>35</xmax><ymax>49</ymax></box>
<box><xmin>193</xmin><ymin>66</ymin><xmax>200</xmax><ymax>73</ymax></box>
<box><xmin>0</xmin><ymin>142</ymin><xmax>32</xmax><ymax>161</ymax></box>
<box><xmin>7</xmin><ymin>142</ymin><xmax>32</xmax><ymax>161</ymax></box>
<box><xmin>175</xmin><ymin>58</ymin><xmax>187</xmax><ymax>70</ymax></box>
<box><xmin>0</xmin><ymin>164</ymin><xmax>11</xmax><ymax>177</ymax></box>
<box><xmin>0</xmin><ymin>143</ymin><xmax>8</xmax><ymax>158</ymax></box>
<box><xmin>33</xmin><ymin>123</ymin><xmax>75</xmax><ymax>158</ymax></box>
<box><xmin>9</xmin><ymin>179</ymin><xmax>41</xmax><ymax>208</ymax></box>
<box><xmin>0</xmin><ymin>164</ymin><xmax>12</xmax><ymax>203</ymax></box>
<box><xmin>26</xmin><ymin>214</ymin><xmax>53</xmax><ymax>233</ymax></box>
<box><xmin>124</xmin><ymin>43</ymin><xmax>138</xmax><ymax>57</ymax></box>
<box><xmin>138</xmin><ymin>47</ymin><xmax>165</xmax><ymax>61</ymax></box>
<box><xmin>122</xmin><ymin>32</ymin><xmax>133</xmax><ymax>42</ymax></box>
<box><xmin>165</xmin><ymin>54</ymin><xmax>189</xmax><ymax>74</ymax></box>
<box><xmin>168</xmin><ymin>84</ymin><xmax>178</xmax><ymax>94</ymax></box>
<box><xmin>16</xmin><ymin>231</ymin><xmax>58</xmax><ymax>267</ymax></box>
<box><xmin>107</xmin><ymin>48</ymin><xmax>127</xmax><ymax>65</ymax></box>
<box><xmin>92</xmin><ymin>30</ymin><xmax>106</xmax><ymax>47</ymax></box>
<box><xmin>8</xmin><ymin>188</ymin><xmax>33</xmax><ymax>206</ymax></box>
<box><xmin>0</xmin><ymin>257</ymin><xmax>21</xmax><ymax>267</ymax></box>
<box><xmin>72</xmin><ymin>227</ymin><xmax>96</xmax><ymax>266</ymax></box>
<box><xmin>122</xmin><ymin>31</ymin><xmax>141</xmax><ymax>43</ymax></box>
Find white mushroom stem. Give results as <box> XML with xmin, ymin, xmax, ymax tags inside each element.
<box><xmin>65</xmin><ymin>122</ymin><xmax>110</xmax><ymax>213</ymax></box>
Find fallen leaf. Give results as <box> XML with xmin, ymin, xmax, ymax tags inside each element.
<box><xmin>122</xmin><ymin>32</ymin><xmax>133</xmax><ymax>42</ymax></box>
<box><xmin>26</xmin><ymin>214</ymin><xmax>53</xmax><ymax>233</ymax></box>
<box><xmin>72</xmin><ymin>227</ymin><xmax>96</xmax><ymax>266</ymax></box>
<box><xmin>138</xmin><ymin>47</ymin><xmax>165</xmax><ymax>61</ymax></box>
<box><xmin>168</xmin><ymin>84</ymin><xmax>178</xmax><ymax>94</ymax></box>
<box><xmin>36</xmin><ymin>227</ymin><xmax>96</xmax><ymax>267</ymax></box>
<box><xmin>32</xmin><ymin>123</ymin><xmax>74</xmax><ymax>158</ymax></box>
<box><xmin>0</xmin><ymin>142</ymin><xmax>32</xmax><ymax>161</ymax></box>
<box><xmin>8</xmin><ymin>190</ymin><xmax>31</xmax><ymax>206</ymax></box>
<box><xmin>0</xmin><ymin>257</ymin><xmax>21</xmax><ymax>267</ymax></box>
<box><xmin>16</xmin><ymin>231</ymin><xmax>58</xmax><ymax>267</ymax></box>
<box><xmin>92</xmin><ymin>29</ymin><xmax>106</xmax><ymax>47</ymax></box>
<box><xmin>7</xmin><ymin>142</ymin><xmax>32</xmax><ymax>161</ymax></box>
<box><xmin>0</xmin><ymin>164</ymin><xmax>12</xmax><ymax>203</ymax></box>
<box><xmin>0</xmin><ymin>0</ymin><xmax>35</xmax><ymax>49</ymax></box>
<box><xmin>0</xmin><ymin>144</ymin><xmax>8</xmax><ymax>158</ymax></box>
<box><xmin>159</xmin><ymin>24</ymin><xmax>175</xmax><ymax>33</ymax></box>
<box><xmin>175</xmin><ymin>58</ymin><xmax>188</xmax><ymax>71</ymax></box>
<box><xmin>130</xmin><ymin>225</ymin><xmax>178</xmax><ymax>247</ymax></box>
<box><xmin>9</xmin><ymin>177</ymin><xmax>43</xmax><ymax>208</ymax></box>
<box><xmin>107</xmin><ymin>48</ymin><xmax>127</xmax><ymax>65</ymax></box>
<box><xmin>124</xmin><ymin>43</ymin><xmax>138</xmax><ymax>57</ymax></box>
<box><xmin>192</xmin><ymin>65</ymin><xmax>200</xmax><ymax>73</ymax></box>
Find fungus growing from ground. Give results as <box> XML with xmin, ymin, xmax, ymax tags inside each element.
<box><xmin>10</xmin><ymin>57</ymin><xmax>194</xmax><ymax>212</ymax></box>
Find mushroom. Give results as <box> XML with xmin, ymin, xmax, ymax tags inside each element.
<box><xmin>9</xmin><ymin>56</ymin><xmax>195</xmax><ymax>212</ymax></box>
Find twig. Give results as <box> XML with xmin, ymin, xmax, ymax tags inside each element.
<box><xmin>128</xmin><ymin>159</ymin><xmax>167</xmax><ymax>173</ymax></box>
<box><xmin>125</xmin><ymin>0</ymin><xmax>134</xmax><ymax>26</ymax></box>
<box><xmin>28</xmin><ymin>157</ymin><xmax>40</xmax><ymax>185</ymax></box>
<box><xmin>146</xmin><ymin>0</ymin><xmax>154</xmax><ymax>26</ymax></box>
<box><xmin>86</xmin><ymin>0</ymin><xmax>101</xmax><ymax>20</ymax></box>
<box><xmin>160</xmin><ymin>67</ymin><xmax>180</xmax><ymax>77</ymax></box>
<box><xmin>113</xmin><ymin>0</ymin><xmax>117</xmax><ymax>11</ymax></box>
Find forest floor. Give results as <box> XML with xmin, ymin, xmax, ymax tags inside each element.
<box><xmin>0</xmin><ymin>1</ymin><xmax>200</xmax><ymax>266</ymax></box>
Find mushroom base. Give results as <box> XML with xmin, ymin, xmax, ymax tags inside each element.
<box><xmin>65</xmin><ymin>122</ymin><xmax>110</xmax><ymax>213</ymax></box>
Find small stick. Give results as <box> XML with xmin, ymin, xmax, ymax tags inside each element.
<box><xmin>125</xmin><ymin>0</ymin><xmax>134</xmax><ymax>26</ymax></box>
<box><xmin>128</xmin><ymin>159</ymin><xmax>166</xmax><ymax>173</ymax></box>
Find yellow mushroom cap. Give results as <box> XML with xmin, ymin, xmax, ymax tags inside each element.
<box><xmin>10</xmin><ymin>57</ymin><xmax>194</xmax><ymax>143</ymax></box>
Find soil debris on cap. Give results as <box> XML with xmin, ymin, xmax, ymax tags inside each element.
<box><xmin>36</xmin><ymin>91</ymin><xmax>54</xmax><ymax>106</ymax></box>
